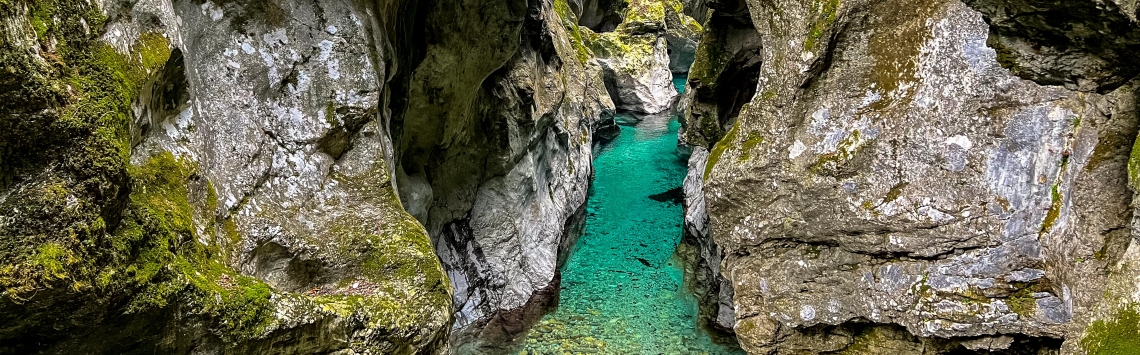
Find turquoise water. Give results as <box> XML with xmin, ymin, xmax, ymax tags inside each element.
<box><xmin>673</xmin><ymin>76</ymin><xmax>688</xmax><ymax>95</ymax></box>
<box><xmin>520</xmin><ymin>78</ymin><xmax>742</xmax><ymax>354</ymax></box>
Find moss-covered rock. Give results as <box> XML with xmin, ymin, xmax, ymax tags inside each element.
<box><xmin>580</xmin><ymin>0</ymin><xmax>692</xmax><ymax>113</ymax></box>
<box><xmin>678</xmin><ymin>0</ymin><xmax>761</xmax><ymax>148</ymax></box>
<box><xmin>0</xmin><ymin>0</ymin><xmax>455</xmax><ymax>353</ymax></box>
<box><xmin>1081</xmin><ymin>304</ymin><xmax>1140</xmax><ymax>355</ymax></box>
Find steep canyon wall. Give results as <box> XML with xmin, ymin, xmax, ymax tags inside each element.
<box><xmin>685</xmin><ymin>0</ymin><xmax>1140</xmax><ymax>353</ymax></box>
<box><xmin>0</xmin><ymin>0</ymin><xmax>631</xmax><ymax>353</ymax></box>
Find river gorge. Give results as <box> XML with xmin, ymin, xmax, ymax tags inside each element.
<box><xmin>2</xmin><ymin>0</ymin><xmax>1140</xmax><ymax>354</ymax></box>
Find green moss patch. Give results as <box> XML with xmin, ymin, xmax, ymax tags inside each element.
<box><xmin>865</xmin><ymin>0</ymin><xmax>944</xmax><ymax>112</ymax></box>
<box><xmin>1</xmin><ymin>0</ymin><xmax>173</xmax><ymax>299</ymax></box>
<box><xmin>803</xmin><ymin>0</ymin><xmax>840</xmax><ymax>51</ymax></box>
<box><xmin>2</xmin><ymin>1</ymin><xmax>453</xmax><ymax>351</ymax></box>
<box><xmin>704</xmin><ymin>122</ymin><xmax>739</xmax><ymax>180</ymax></box>
<box><xmin>1006</xmin><ymin>288</ymin><xmax>1037</xmax><ymax>317</ymax></box>
<box><xmin>1128</xmin><ymin>133</ymin><xmax>1140</xmax><ymax>191</ymax></box>
<box><xmin>324</xmin><ymin>162</ymin><xmax>453</xmax><ymax>330</ymax></box>
<box><xmin>738</xmin><ymin>132</ymin><xmax>764</xmax><ymax>161</ymax></box>
<box><xmin>810</xmin><ymin>130</ymin><xmax>870</xmax><ymax>176</ymax></box>
<box><xmin>884</xmin><ymin>181</ymin><xmax>908</xmax><ymax>204</ymax></box>
<box><xmin>114</xmin><ymin>152</ymin><xmax>276</xmax><ymax>339</ymax></box>
<box><xmin>554</xmin><ymin>0</ymin><xmax>592</xmax><ymax>65</ymax></box>
<box><xmin>688</xmin><ymin>22</ymin><xmax>729</xmax><ymax>88</ymax></box>
<box><xmin>1081</xmin><ymin>304</ymin><xmax>1140</xmax><ymax>355</ymax></box>
<box><xmin>1039</xmin><ymin>184</ymin><xmax>1062</xmax><ymax>236</ymax></box>
<box><xmin>623</xmin><ymin>0</ymin><xmax>667</xmax><ymax>28</ymax></box>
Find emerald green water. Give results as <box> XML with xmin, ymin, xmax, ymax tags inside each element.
<box><xmin>521</xmin><ymin>79</ymin><xmax>743</xmax><ymax>354</ymax></box>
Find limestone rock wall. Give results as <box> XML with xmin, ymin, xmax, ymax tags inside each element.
<box><xmin>685</xmin><ymin>0</ymin><xmax>1140</xmax><ymax>353</ymax></box>
<box><xmin>677</xmin><ymin>0</ymin><xmax>760</xmax><ymax>338</ymax></box>
<box><xmin>580</xmin><ymin>0</ymin><xmax>700</xmax><ymax>114</ymax></box>
<box><xmin>0</xmin><ymin>0</ymin><xmax>618</xmax><ymax>353</ymax></box>
<box><xmin>0</xmin><ymin>0</ymin><xmax>458</xmax><ymax>353</ymax></box>
<box><xmin>392</xmin><ymin>0</ymin><xmax>618</xmax><ymax>352</ymax></box>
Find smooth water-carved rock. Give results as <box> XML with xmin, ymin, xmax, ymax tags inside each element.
<box><xmin>0</xmin><ymin>0</ymin><xmax>615</xmax><ymax>353</ymax></box>
<box><xmin>592</xmin><ymin>32</ymin><xmax>678</xmax><ymax>113</ymax></box>
<box><xmin>661</xmin><ymin>0</ymin><xmax>703</xmax><ymax>73</ymax></box>
<box><xmin>688</xmin><ymin>0</ymin><xmax>1140</xmax><ymax>353</ymax></box>
<box><xmin>681</xmin><ymin>147</ymin><xmax>737</xmax><ymax>333</ymax></box>
<box><xmin>677</xmin><ymin>0</ymin><xmax>758</xmax><ymax>337</ymax></box>
<box><xmin>391</xmin><ymin>0</ymin><xmax>616</xmax><ymax>352</ymax></box>
<box><xmin>582</xmin><ymin>0</ymin><xmax>702</xmax><ymax>114</ymax></box>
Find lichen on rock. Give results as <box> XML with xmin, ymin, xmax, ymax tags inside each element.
<box><xmin>577</xmin><ymin>0</ymin><xmax>703</xmax><ymax>114</ymax></box>
<box><xmin>685</xmin><ymin>0</ymin><xmax>1140</xmax><ymax>353</ymax></box>
<box><xmin>1</xmin><ymin>0</ymin><xmax>455</xmax><ymax>353</ymax></box>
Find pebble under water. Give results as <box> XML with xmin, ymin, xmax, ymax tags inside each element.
<box><xmin>521</xmin><ymin>79</ymin><xmax>744</xmax><ymax>355</ymax></box>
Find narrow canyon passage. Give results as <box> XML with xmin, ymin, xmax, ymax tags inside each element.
<box><xmin>521</xmin><ymin>79</ymin><xmax>744</xmax><ymax>354</ymax></box>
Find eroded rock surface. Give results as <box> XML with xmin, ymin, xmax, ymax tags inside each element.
<box><xmin>581</xmin><ymin>0</ymin><xmax>701</xmax><ymax>113</ymax></box>
<box><xmin>398</xmin><ymin>0</ymin><xmax>618</xmax><ymax>352</ymax></box>
<box><xmin>0</xmin><ymin>0</ymin><xmax>458</xmax><ymax>353</ymax></box>
<box><xmin>962</xmin><ymin>0</ymin><xmax>1140</xmax><ymax>92</ymax></box>
<box><xmin>0</xmin><ymin>0</ymin><xmax>618</xmax><ymax>353</ymax></box>
<box><xmin>686</xmin><ymin>0</ymin><xmax>1140</xmax><ymax>353</ymax></box>
<box><xmin>677</xmin><ymin>0</ymin><xmax>760</xmax><ymax>339</ymax></box>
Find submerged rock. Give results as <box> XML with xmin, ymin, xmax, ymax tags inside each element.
<box><xmin>648</xmin><ymin>186</ymin><xmax>684</xmax><ymax>204</ymax></box>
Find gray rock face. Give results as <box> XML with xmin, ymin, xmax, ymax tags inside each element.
<box><xmin>1</xmin><ymin>0</ymin><xmax>614</xmax><ymax>353</ymax></box>
<box><xmin>676</xmin><ymin>0</ymin><xmax>758</xmax><ymax>337</ymax></box>
<box><xmin>961</xmin><ymin>0</ymin><xmax>1140</xmax><ymax>92</ymax></box>
<box><xmin>686</xmin><ymin>0</ymin><xmax>1140</xmax><ymax>353</ymax></box>
<box><xmin>682</xmin><ymin>147</ymin><xmax>737</xmax><ymax>332</ymax></box>
<box><xmin>384</xmin><ymin>0</ymin><xmax>616</xmax><ymax>352</ymax></box>
<box><xmin>1</xmin><ymin>0</ymin><xmax>456</xmax><ymax>352</ymax></box>
<box><xmin>579</xmin><ymin>0</ymin><xmax>628</xmax><ymax>32</ymax></box>
<box><xmin>662</xmin><ymin>0</ymin><xmax>702</xmax><ymax>74</ymax></box>
<box><xmin>680</xmin><ymin>0</ymin><xmax>710</xmax><ymax>24</ymax></box>
<box><xmin>579</xmin><ymin>0</ymin><xmax>705</xmax><ymax>114</ymax></box>
<box><xmin>596</xmin><ymin>35</ymin><xmax>678</xmax><ymax>113</ymax></box>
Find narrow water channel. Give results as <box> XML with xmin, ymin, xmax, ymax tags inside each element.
<box><xmin>521</xmin><ymin>80</ymin><xmax>744</xmax><ymax>354</ymax></box>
